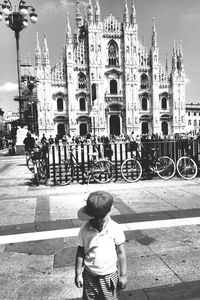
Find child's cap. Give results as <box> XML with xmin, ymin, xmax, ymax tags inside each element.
<box><xmin>77</xmin><ymin>190</ymin><xmax>113</xmax><ymax>221</ymax></box>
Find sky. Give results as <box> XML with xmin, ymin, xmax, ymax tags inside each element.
<box><xmin>0</xmin><ymin>0</ymin><xmax>200</xmax><ymax>114</ymax></box>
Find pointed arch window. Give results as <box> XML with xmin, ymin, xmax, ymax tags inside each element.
<box><xmin>57</xmin><ymin>98</ymin><xmax>63</xmax><ymax>111</ymax></box>
<box><xmin>108</xmin><ymin>40</ymin><xmax>119</xmax><ymax>66</ymax></box>
<box><xmin>162</xmin><ymin>121</ymin><xmax>168</xmax><ymax>135</ymax></box>
<box><xmin>80</xmin><ymin>123</ymin><xmax>87</xmax><ymax>136</ymax></box>
<box><xmin>110</xmin><ymin>79</ymin><xmax>117</xmax><ymax>94</ymax></box>
<box><xmin>80</xmin><ymin>98</ymin><xmax>86</xmax><ymax>111</ymax></box>
<box><xmin>78</xmin><ymin>73</ymin><xmax>86</xmax><ymax>89</ymax></box>
<box><xmin>142</xmin><ymin>97</ymin><xmax>147</xmax><ymax>110</ymax></box>
<box><xmin>92</xmin><ymin>83</ymin><xmax>97</xmax><ymax>101</ymax></box>
<box><xmin>141</xmin><ymin>74</ymin><xmax>149</xmax><ymax>89</ymax></box>
<box><xmin>162</xmin><ymin>97</ymin><xmax>167</xmax><ymax>109</ymax></box>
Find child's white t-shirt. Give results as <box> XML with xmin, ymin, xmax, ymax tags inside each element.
<box><xmin>78</xmin><ymin>216</ymin><xmax>125</xmax><ymax>276</ymax></box>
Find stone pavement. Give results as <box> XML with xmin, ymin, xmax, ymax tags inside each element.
<box><xmin>1</xmin><ymin>151</ymin><xmax>200</xmax><ymax>299</ymax></box>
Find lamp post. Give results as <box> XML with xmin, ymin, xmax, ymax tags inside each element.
<box><xmin>21</xmin><ymin>74</ymin><xmax>39</xmax><ymax>133</ymax></box>
<box><xmin>0</xmin><ymin>0</ymin><xmax>37</xmax><ymax>122</ymax></box>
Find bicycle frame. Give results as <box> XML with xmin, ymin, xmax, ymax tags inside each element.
<box><xmin>28</xmin><ymin>150</ymin><xmax>48</xmax><ymax>185</ymax></box>
<box><xmin>69</xmin><ymin>148</ymin><xmax>99</xmax><ymax>179</ymax></box>
<box><xmin>55</xmin><ymin>145</ymin><xmax>114</xmax><ymax>185</ymax></box>
<box><xmin>134</xmin><ymin>143</ymin><xmax>159</xmax><ymax>169</ymax></box>
<box><xmin>121</xmin><ymin>141</ymin><xmax>176</xmax><ymax>182</ymax></box>
<box><xmin>176</xmin><ymin>139</ymin><xmax>198</xmax><ymax>180</ymax></box>
<box><xmin>183</xmin><ymin>140</ymin><xmax>196</xmax><ymax>161</ymax></box>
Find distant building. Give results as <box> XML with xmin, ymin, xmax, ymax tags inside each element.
<box><xmin>186</xmin><ymin>103</ymin><xmax>200</xmax><ymax>135</ymax></box>
<box><xmin>0</xmin><ymin>108</ymin><xmax>4</xmax><ymax>134</ymax></box>
<box><xmin>22</xmin><ymin>0</ymin><xmax>186</xmax><ymax>138</ymax></box>
<box><xmin>3</xmin><ymin>111</ymin><xmax>19</xmax><ymax>137</ymax></box>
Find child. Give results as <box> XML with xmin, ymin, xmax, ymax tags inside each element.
<box><xmin>75</xmin><ymin>190</ymin><xmax>127</xmax><ymax>300</ymax></box>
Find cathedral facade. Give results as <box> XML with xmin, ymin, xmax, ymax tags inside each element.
<box><xmin>33</xmin><ymin>0</ymin><xmax>186</xmax><ymax>139</ymax></box>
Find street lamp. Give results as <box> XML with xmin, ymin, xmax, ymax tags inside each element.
<box><xmin>0</xmin><ymin>0</ymin><xmax>38</xmax><ymax>122</ymax></box>
<box><xmin>25</xmin><ymin>74</ymin><xmax>39</xmax><ymax>134</ymax></box>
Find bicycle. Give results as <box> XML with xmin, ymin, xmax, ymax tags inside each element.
<box><xmin>121</xmin><ymin>141</ymin><xmax>176</xmax><ymax>183</ymax></box>
<box><xmin>26</xmin><ymin>146</ymin><xmax>42</xmax><ymax>173</ymax></box>
<box><xmin>54</xmin><ymin>145</ymin><xmax>115</xmax><ymax>185</ymax></box>
<box><xmin>176</xmin><ymin>139</ymin><xmax>198</xmax><ymax>180</ymax></box>
<box><xmin>27</xmin><ymin>148</ymin><xmax>48</xmax><ymax>185</ymax></box>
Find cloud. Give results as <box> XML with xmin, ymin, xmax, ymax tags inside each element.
<box><xmin>60</xmin><ymin>0</ymin><xmax>72</xmax><ymax>8</ymax></box>
<box><xmin>60</xmin><ymin>0</ymin><xmax>86</xmax><ymax>8</ymax></box>
<box><xmin>180</xmin><ymin>11</ymin><xmax>200</xmax><ymax>24</ymax></box>
<box><xmin>39</xmin><ymin>0</ymin><xmax>75</xmax><ymax>13</ymax></box>
<box><xmin>0</xmin><ymin>82</ymin><xmax>18</xmax><ymax>92</ymax></box>
<box><xmin>39</xmin><ymin>2</ymin><xmax>58</xmax><ymax>14</ymax></box>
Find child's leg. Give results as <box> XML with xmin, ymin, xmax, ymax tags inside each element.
<box><xmin>82</xmin><ymin>269</ymin><xmax>100</xmax><ymax>300</ymax></box>
<box><xmin>82</xmin><ymin>269</ymin><xmax>120</xmax><ymax>300</ymax></box>
<box><xmin>99</xmin><ymin>271</ymin><xmax>119</xmax><ymax>300</ymax></box>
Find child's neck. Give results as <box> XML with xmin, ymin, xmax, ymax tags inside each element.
<box><xmin>90</xmin><ymin>215</ymin><xmax>109</xmax><ymax>232</ymax></box>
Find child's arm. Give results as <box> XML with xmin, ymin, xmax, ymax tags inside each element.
<box><xmin>75</xmin><ymin>245</ymin><xmax>84</xmax><ymax>288</ymax></box>
<box><xmin>117</xmin><ymin>243</ymin><xmax>127</xmax><ymax>289</ymax></box>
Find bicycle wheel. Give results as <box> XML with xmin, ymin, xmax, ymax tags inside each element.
<box><xmin>56</xmin><ymin>161</ymin><xmax>75</xmax><ymax>185</ymax></box>
<box><xmin>33</xmin><ymin>162</ymin><xmax>39</xmax><ymax>186</ymax></box>
<box><xmin>121</xmin><ymin>158</ymin><xmax>142</xmax><ymax>183</ymax></box>
<box><xmin>92</xmin><ymin>159</ymin><xmax>114</xmax><ymax>183</ymax></box>
<box><xmin>177</xmin><ymin>156</ymin><xmax>198</xmax><ymax>180</ymax></box>
<box><xmin>27</xmin><ymin>157</ymin><xmax>34</xmax><ymax>173</ymax></box>
<box><xmin>155</xmin><ymin>156</ymin><xmax>176</xmax><ymax>180</ymax></box>
<box><xmin>38</xmin><ymin>159</ymin><xmax>48</xmax><ymax>182</ymax></box>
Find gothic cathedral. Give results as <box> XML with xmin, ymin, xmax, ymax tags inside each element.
<box><xmin>33</xmin><ymin>0</ymin><xmax>186</xmax><ymax>138</ymax></box>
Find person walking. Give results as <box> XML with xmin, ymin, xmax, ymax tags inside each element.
<box><xmin>41</xmin><ymin>133</ymin><xmax>47</xmax><ymax>145</ymax></box>
<box><xmin>23</xmin><ymin>132</ymin><xmax>35</xmax><ymax>153</ymax></box>
<box><xmin>75</xmin><ymin>191</ymin><xmax>127</xmax><ymax>300</ymax></box>
<box><xmin>55</xmin><ymin>134</ymin><xmax>59</xmax><ymax>147</ymax></box>
<box><xmin>48</xmin><ymin>135</ymin><xmax>54</xmax><ymax>145</ymax></box>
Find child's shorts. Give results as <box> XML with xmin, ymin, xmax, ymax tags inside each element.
<box><xmin>82</xmin><ymin>268</ymin><xmax>119</xmax><ymax>300</ymax></box>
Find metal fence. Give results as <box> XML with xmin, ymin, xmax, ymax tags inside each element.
<box><xmin>47</xmin><ymin>139</ymin><xmax>200</xmax><ymax>185</ymax></box>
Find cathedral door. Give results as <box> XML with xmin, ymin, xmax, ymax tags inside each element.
<box><xmin>57</xmin><ymin>124</ymin><xmax>65</xmax><ymax>138</ymax></box>
<box><xmin>110</xmin><ymin>115</ymin><xmax>120</xmax><ymax>136</ymax></box>
<box><xmin>162</xmin><ymin>121</ymin><xmax>168</xmax><ymax>135</ymax></box>
<box><xmin>142</xmin><ymin>122</ymin><xmax>148</xmax><ymax>134</ymax></box>
<box><xmin>80</xmin><ymin>123</ymin><xmax>87</xmax><ymax>136</ymax></box>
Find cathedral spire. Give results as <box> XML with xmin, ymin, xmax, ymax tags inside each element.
<box><xmin>130</xmin><ymin>0</ymin><xmax>136</xmax><ymax>25</ymax></box>
<box><xmin>75</xmin><ymin>0</ymin><xmax>82</xmax><ymax>28</ymax></box>
<box><xmin>35</xmin><ymin>32</ymin><xmax>41</xmax><ymax>66</ymax></box>
<box><xmin>94</xmin><ymin>0</ymin><xmax>101</xmax><ymax>24</ymax></box>
<box><xmin>165</xmin><ymin>53</ymin><xmax>168</xmax><ymax>74</ymax></box>
<box><xmin>66</xmin><ymin>11</ymin><xmax>72</xmax><ymax>43</ymax></box>
<box><xmin>43</xmin><ymin>32</ymin><xmax>50</xmax><ymax>65</ymax></box>
<box><xmin>178</xmin><ymin>40</ymin><xmax>184</xmax><ymax>71</ymax></box>
<box><xmin>123</xmin><ymin>0</ymin><xmax>129</xmax><ymax>25</ymax></box>
<box><xmin>87</xmin><ymin>0</ymin><xmax>94</xmax><ymax>24</ymax></box>
<box><xmin>151</xmin><ymin>17</ymin><xmax>158</xmax><ymax>49</ymax></box>
<box><xmin>83</xmin><ymin>8</ymin><xmax>87</xmax><ymax>26</ymax></box>
<box><xmin>28</xmin><ymin>53</ymin><xmax>31</xmax><ymax>66</ymax></box>
<box><xmin>176</xmin><ymin>42</ymin><xmax>179</xmax><ymax>59</ymax></box>
<box><xmin>172</xmin><ymin>40</ymin><xmax>177</xmax><ymax>72</ymax></box>
<box><xmin>142</xmin><ymin>36</ymin><xmax>145</xmax><ymax>46</ymax></box>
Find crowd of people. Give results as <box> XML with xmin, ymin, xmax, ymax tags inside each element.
<box><xmin>0</xmin><ymin>137</ymin><xmax>16</xmax><ymax>154</ymax></box>
<box><xmin>0</xmin><ymin>137</ymin><xmax>10</xmax><ymax>150</ymax></box>
<box><xmin>32</xmin><ymin>130</ymin><xmax>200</xmax><ymax>147</ymax></box>
<box><xmin>2</xmin><ymin>129</ymin><xmax>200</xmax><ymax>156</ymax></box>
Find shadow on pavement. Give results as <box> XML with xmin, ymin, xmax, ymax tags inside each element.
<box><xmin>67</xmin><ymin>279</ymin><xmax>200</xmax><ymax>300</ymax></box>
